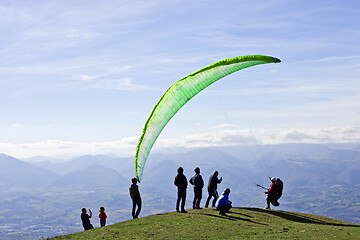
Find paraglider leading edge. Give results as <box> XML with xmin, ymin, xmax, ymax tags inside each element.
<box><xmin>135</xmin><ymin>55</ymin><xmax>281</xmax><ymax>182</ymax></box>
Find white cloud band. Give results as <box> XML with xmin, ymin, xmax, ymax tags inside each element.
<box><xmin>1</xmin><ymin>126</ymin><xmax>359</xmax><ymax>159</ymax></box>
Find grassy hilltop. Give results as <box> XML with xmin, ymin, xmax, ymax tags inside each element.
<box><xmin>52</xmin><ymin>208</ymin><xmax>360</xmax><ymax>240</ymax></box>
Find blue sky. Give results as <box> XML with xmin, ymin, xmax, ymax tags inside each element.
<box><xmin>1</xmin><ymin>0</ymin><xmax>360</xmax><ymax>158</ymax></box>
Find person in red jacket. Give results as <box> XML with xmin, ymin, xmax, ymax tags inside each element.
<box><xmin>99</xmin><ymin>206</ymin><xmax>107</xmax><ymax>227</ymax></box>
<box><xmin>265</xmin><ymin>177</ymin><xmax>279</xmax><ymax>209</ymax></box>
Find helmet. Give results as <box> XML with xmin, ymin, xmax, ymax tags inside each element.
<box><xmin>271</xmin><ymin>177</ymin><xmax>277</xmax><ymax>182</ymax></box>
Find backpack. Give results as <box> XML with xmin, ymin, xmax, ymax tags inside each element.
<box><xmin>275</xmin><ymin>178</ymin><xmax>283</xmax><ymax>200</ymax></box>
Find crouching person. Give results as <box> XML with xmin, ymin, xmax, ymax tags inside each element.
<box><xmin>215</xmin><ymin>188</ymin><xmax>232</xmax><ymax>216</ymax></box>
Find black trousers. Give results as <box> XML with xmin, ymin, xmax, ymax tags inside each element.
<box><xmin>176</xmin><ymin>188</ymin><xmax>187</xmax><ymax>211</ymax></box>
<box><xmin>132</xmin><ymin>197</ymin><xmax>142</xmax><ymax>218</ymax></box>
<box><xmin>217</xmin><ymin>204</ymin><xmax>232</xmax><ymax>214</ymax></box>
<box><xmin>205</xmin><ymin>188</ymin><xmax>219</xmax><ymax>207</ymax></box>
<box><xmin>193</xmin><ymin>187</ymin><xmax>202</xmax><ymax>208</ymax></box>
<box><xmin>267</xmin><ymin>194</ymin><xmax>280</xmax><ymax>207</ymax></box>
<box><xmin>83</xmin><ymin>223</ymin><xmax>93</xmax><ymax>231</ymax></box>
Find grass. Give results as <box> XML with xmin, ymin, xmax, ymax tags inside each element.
<box><xmin>52</xmin><ymin>207</ymin><xmax>360</xmax><ymax>239</ymax></box>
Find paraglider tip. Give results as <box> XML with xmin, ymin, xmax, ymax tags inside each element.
<box><xmin>272</xmin><ymin>57</ymin><xmax>281</xmax><ymax>63</ymax></box>
<box><xmin>136</xmin><ymin>176</ymin><xmax>141</xmax><ymax>183</ymax></box>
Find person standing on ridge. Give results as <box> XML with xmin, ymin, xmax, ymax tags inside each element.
<box><xmin>189</xmin><ymin>167</ymin><xmax>204</xmax><ymax>209</ymax></box>
<box><xmin>265</xmin><ymin>177</ymin><xmax>282</xmax><ymax>209</ymax></box>
<box><xmin>215</xmin><ymin>188</ymin><xmax>232</xmax><ymax>216</ymax></box>
<box><xmin>205</xmin><ymin>170</ymin><xmax>222</xmax><ymax>208</ymax></box>
<box><xmin>81</xmin><ymin>208</ymin><xmax>93</xmax><ymax>230</ymax></box>
<box><xmin>174</xmin><ymin>167</ymin><xmax>188</xmax><ymax>213</ymax></box>
<box><xmin>129</xmin><ymin>177</ymin><xmax>142</xmax><ymax>219</ymax></box>
<box><xmin>99</xmin><ymin>206</ymin><xmax>107</xmax><ymax>227</ymax></box>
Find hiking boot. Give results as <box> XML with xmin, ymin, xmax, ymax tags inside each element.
<box><xmin>181</xmin><ymin>210</ymin><xmax>187</xmax><ymax>213</ymax></box>
<box><xmin>265</xmin><ymin>206</ymin><xmax>271</xmax><ymax>210</ymax></box>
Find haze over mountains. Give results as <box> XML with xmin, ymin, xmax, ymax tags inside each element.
<box><xmin>0</xmin><ymin>154</ymin><xmax>56</xmax><ymax>188</ymax></box>
<box><xmin>1</xmin><ymin>143</ymin><xmax>360</xmax><ymax>239</ymax></box>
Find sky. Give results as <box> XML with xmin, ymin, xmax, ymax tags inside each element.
<box><xmin>1</xmin><ymin>0</ymin><xmax>360</xmax><ymax>158</ymax></box>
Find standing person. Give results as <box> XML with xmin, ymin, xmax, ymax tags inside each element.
<box><xmin>189</xmin><ymin>167</ymin><xmax>204</xmax><ymax>209</ymax></box>
<box><xmin>265</xmin><ymin>177</ymin><xmax>282</xmax><ymax>209</ymax></box>
<box><xmin>99</xmin><ymin>206</ymin><xmax>107</xmax><ymax>227</ymax></box>
<box><xmin>205</xmin><ymin>170</ymin><xmax>222</xmax><ymax>208</ymax></box>
<box><xmin>81</xmin><ymin>208</ymin><xmax>93</xmax><ymax>230</ymax></box>
<box><xmin>129</xmin><ymin>177</ymin><xmax>142</xmax><ymax>219</ymax></box>
<box><xmin>215</xmin><ymin>188</ymin><xmax>232</xmax><ymax>216</ymax></box>
<box><xmin>174</xmin><ymin>167</ymin><xmax>188</xmax><ymax>213</ymax></box>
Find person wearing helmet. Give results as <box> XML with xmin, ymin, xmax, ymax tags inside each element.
<box><xmin>215</xmin><ymin>188</ymin><xmax>232</xmax><ymax>216</ymax></box>
<box><xmin>189</xmin><ymin>167</ymin><xmax>204</xmax><ymax>209</ymax></box>
<box><xmin>265</xmin><ymin>177</ymin><xmax>279</xmax><ymax>209</ymax></box>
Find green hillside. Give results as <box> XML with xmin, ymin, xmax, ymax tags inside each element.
<box><xmin>52</xmin><ymin>208</ymin><xmax>360</xmax><ymax>240</ymax></box>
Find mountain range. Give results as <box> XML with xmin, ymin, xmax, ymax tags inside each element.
<box><xmin>0</xmin><ymin>143</ymin><xmax>359</xmax><ymax>239</ymax></box>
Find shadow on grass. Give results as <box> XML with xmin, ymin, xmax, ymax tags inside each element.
<box><xmin>241</xmin><ymin>208</ymin><xmax>360</xmax><ymax>227</ymax></box>
<box><xmin>229</xmin><ymin>211</ymin><xmax>252</xmax><ymax>218</ymax></box>
<box><xmin>200</xmin><ymin>211</ymin><xmax>267</xmax><ymax>226</ymax></box>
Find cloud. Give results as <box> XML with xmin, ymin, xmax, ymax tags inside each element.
<box><xmin>212</xmin><ymin>123</ymin><xmax>240</xmax><ymax>129</ymax></box>
<box><xmin>154</xmin><ymin>126</ymin><xmax>360</xmax><ymax>149</ymax></box>
<box><xmin>94</xmin><ymin>78</ymin><xmax>151</xmax><ymax>91</ymax></box>
<box><xmin>1</xmin><ymin>126</ymin><xmax>359</xmax><ymax>158</ymax></box>
<box><xmin>75</xmin><ymin>65</ymin><xmax>150</xmax><ymax>91</ymax></box>
<box><xmin>317</xmin><ymin>55</ymin><xmax>360</xmax><ymax>62</ymax></box>
<box><xmin>78</xmin><ymin>74</ymin><xmax>104</xmax><ymax>81</ymax></box>
<box><xmin>0</xmin><ymin>138</ymin><xmax>138</xmax><ymax>158</ymax></box>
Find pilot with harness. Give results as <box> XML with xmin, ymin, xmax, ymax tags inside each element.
<box><xmin>264</xmin><ymin>177</ymin><xmax>283</xmax><ymax>210</ymax></box>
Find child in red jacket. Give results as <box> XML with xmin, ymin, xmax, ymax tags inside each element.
<box><xmin>99</xmin><ymin>206</ymin><xmax>107</xmax><ymax>227</ymax></box>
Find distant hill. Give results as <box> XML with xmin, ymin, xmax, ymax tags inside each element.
<box><xmin>28</xmin><ymin>144</ymin><xmax>360</xmax><ymax>187</ymax></box>
<box><xmin>51</xmin><ymin>208</ymin><xmax>360</xmax><ymax>240</ymax></box>
<box><xmin>0</xmin><ymin>153</ymin><xmax>57</xmax><ymax>188</ymax></box>
<box><xmin>52</xmin><ymin>164</ymin><xmax>129</xmax><ymax>190</ymax></box>
<box><xmin>32</xmin><ymin>154</ymin><xmax>134</xmax><ymax>178</ymax></box>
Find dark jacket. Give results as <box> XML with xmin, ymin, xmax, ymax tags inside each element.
<box><xmin>81</xmin><ymin>213</ymin><xmax>93</xmax><ymax>230</ymax></box>
<box><xmin>129</xmin><ymin>183</ymin><xmax>141</xmax><ymax>199</ymax></box>
<box><xmin>208</xmin><ymin>174</ymin><xmax>222</xmax><ymax>190</ymax></box>
<box><xmin>189</xmin><ymin>174</ymin><xmax>204</xmax><ymax>189</ymax></box>
<box><xmin>174</xmin><ymin>173</ymin><xmax>188</xmax><ymax>190</ymax></box>
<box><xmin>81</xmin><ymin>213</ymin><xmax>90</xmax><ymax>226</ymax></box>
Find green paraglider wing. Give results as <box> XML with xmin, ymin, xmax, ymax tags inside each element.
<box><xmin>135</xmin><ymin>55</ymin><xmax>281</xmax><ymax>182</ymax></box>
